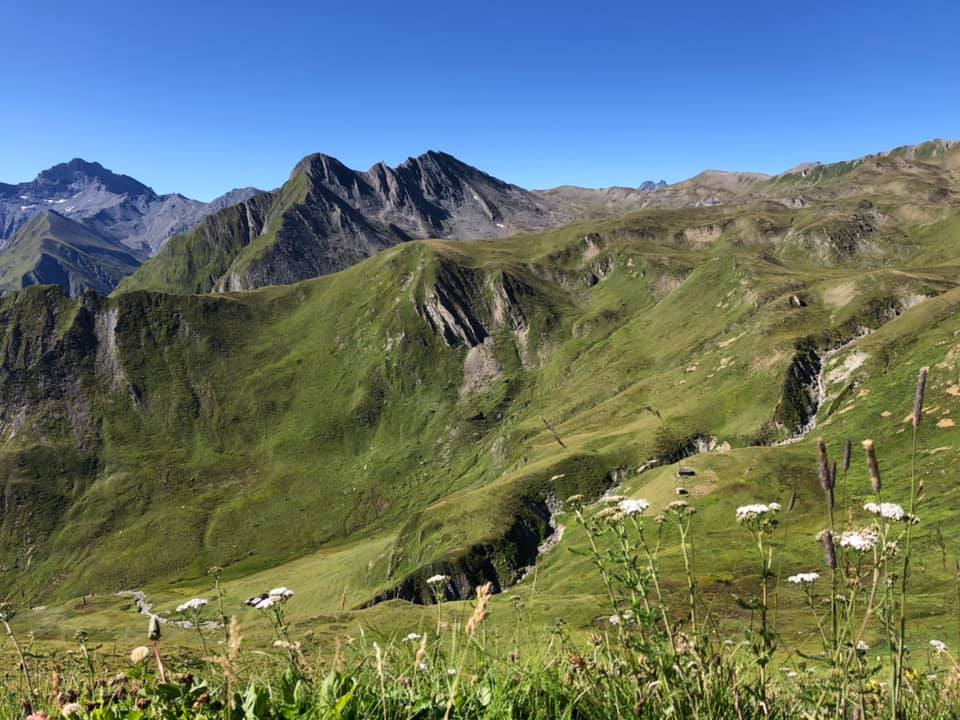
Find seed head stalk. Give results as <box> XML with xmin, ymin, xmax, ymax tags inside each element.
<box><xmin>818</xmin><ymin>439</ymin><xmax>840</xmax><ymax>660</ymax></box>
<box><xmin>893</xmin><ymin>367</ymin><xmax>927</xmax><ymax>717</ymax></box>
<box><xmin>0</xmin><ymin>612</ymin><xmax>35</xmax><ymax>701</ymax></box>
<box><xmin>676</xmin><ymin>513</ymin><xmax>699</xmax><ymax>639</ymax></box>
<box><xmin>209</xmin><ymin>566</ymin><xmax>229</xmax><ymax>647</ymax></box>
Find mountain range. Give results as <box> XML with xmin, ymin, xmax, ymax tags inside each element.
<box><xmin>0</xmin><ymin>159</ymin><xmax>258</xmax><ymax>295</ymax></box>
<box><xmin>0</xmin><ymin>155</ymin><xmax>679</xmax><ymax>297</ymax></box>
<box><xmin>118</xmin><ymin>150</ymin><xmax>573</xmax><ymax>294</ymax></box>
<box><xmin>6</xmin><ymin>140</ymin><xmax>957</xmax><ymax>299</ymax></box>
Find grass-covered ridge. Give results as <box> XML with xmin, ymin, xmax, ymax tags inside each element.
<box><xmin>4</xmin><ymin>188</ymin><xmax>960</xmax><ymax>700</ymax></box>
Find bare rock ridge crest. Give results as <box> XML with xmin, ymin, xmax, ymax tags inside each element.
<box><xmin>120</xmin><ymin>150</ymin><xmax>575</xmax><ymax>294</ymax></box>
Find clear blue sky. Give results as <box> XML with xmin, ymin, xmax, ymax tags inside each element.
<box><xmin>3</xmin><ymin>0</ymin><xmax>958</xmax><ymax>200</ymax></box>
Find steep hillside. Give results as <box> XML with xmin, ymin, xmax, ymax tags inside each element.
<box><xmin>5</xmin><ymin>185</ymin><xmax>960</xmax><ymax>627</ymax></box>
<box><xmin>118</xmin><ymin>151</ymin><xmax>570</xmax><ymax>294</ymax></box>
<box><xmin>0</xmin><ymin>210</ymin><xmax>141</xmax><ymax>296</ymax></box>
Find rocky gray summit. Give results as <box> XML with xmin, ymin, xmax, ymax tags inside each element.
<box><xmin>0</xmin><ymin>158</ymin><xmax>259</xmax><ymax>258</ymax></box>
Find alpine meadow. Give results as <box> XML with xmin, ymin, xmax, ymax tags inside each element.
<box><xmin>3</xmin><ymin>3</ymin><xmax>960</xmax><ymax>716</ymax></box>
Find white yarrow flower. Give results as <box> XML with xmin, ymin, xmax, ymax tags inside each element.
<box><xmin>863</xmin><ymin>502</ymin><xmax>911</xmax><ymax>522</ymax></box>
<box><xmin>931</xmin><ymin>640</ymin><xmax>948</xmax><ymax>655</ymax></box>
<box><xmin>269</xmin><ymin>586</ymin><xmax>294</xmax><ymax>600</ymax></box>
<box><xmin>618</xmin><ymin>498</ymin><xmax>650</xmax><ymax>516</ymax></box>
<box><xmin>404</xmin><ymin>633</ymin><xmax>422</xmax><ymax>642</ymax></box>
<box><xmin>736</xmin><ymin>503</ymin><xmax>780</xmax><ymax>523</ymax></box>
<box><xmin>787</xmin><ymin>572</ymin><xmax>820</xmax><ymax>585</ymax></box>
<box><xmin>426</xmin><ymin>574</ymin><xmax>450</xmax><ymax>585</ymax></box>
<box><xmin>255</xmin><ymin>597</ymin><xmax>275</xmax><ymax>610</ymax></box>
<box><xmin>856</xmin><ymin>640</ymin><xmax>870</xmax><ymax>653</ymax></box>
<box><xmin>839</xmin><ymin>528</ymin><xmax>879</xmax><ymax>552</ymax></box>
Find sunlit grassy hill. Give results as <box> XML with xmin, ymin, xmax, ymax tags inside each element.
<box><xmin>3</xmin><ymin>145</ymin><xmax>960</xmax><ymax>654</ymax></box>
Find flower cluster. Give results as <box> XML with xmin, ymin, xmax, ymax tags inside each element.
<box><xmin>176</xmin><ymin>598</ymin><xmax>208</xmax><ymax>613</ymax></box>
<box><xmin>666</xmin><ymin>500</ymin><xmax>694</xmax><ymax>515</ymax></box>
<box><xmin>787</xmin><ymin>572</ymin><xmax>820</xmax><ymax>585</ymax></box>
<box><xmin>735</xmin><ymin>502</ymin><xmax>781</xmax><ymax>524</ymax></box>
<box><xmin>839</xmin><ymin>528</ymin><xmax>878</xmax><ymax>553</ymax></box>
<box><xmin>863</xmin><ymin>501</ymin><xmax>916</xmax><ymax>523</ymax></box>
<box><xmin>930</xmin><ymin>640</ymin><xmax>948</xmax><ymax>655</ymax></box>
<box><xmin>426</xmin><ymin>574</ymin><xmax>450</xmax><ymax>586</ymax></box>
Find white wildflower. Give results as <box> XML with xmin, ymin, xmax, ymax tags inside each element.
<box><xmin>839</xmin><ymin>528</ymin><xmax>878</xmax><ymax>552</ymax></box>
<box><xmin>404</xmin><ymin>633</ymin><xmax>422</xmax><ymax>642</ymax></box>
<box><xmin>736</xmin><ymin>503</ymin><xmax>780</xmax><ymax>523</ymax></box>
<box><xmin>255</xmin><ymin>597</ymin><xmax>275</xmax><ymax>610</ymax></box>
<box><xmin>787</xmin><ymin>572</ymin><xmax>820</xmax><ymax>585</ymax></box>
<box><xmin>931</xmin><ymin>640</ymin><xmax>948</xmax><ymax>655</ymax></box>
<box><xmin>863</xmin><ymin>502</ymin><xmax>912</xmax><ymax>522</ymax></box>
<box><xmin>61</xmin><ymin>703</ymin><xmax>81</xmax><ymax>717</ymax></box>
<box><xmin>609</xmin><ymin>614</ymin><xmax>621</xmax><ymax>626</ymax></box>
<box><xmin>786</xmin><ymin>671</ymin><xmax>799</xmax><ymax>679</ymax></box>
<box><xmin>426</xmin><ymin>574</ymin><xmax>450</xmax><ymax>586</ymax></box>
<box><xmin>856</xmin><ymin>640</ymin><xmax>870</xmax><ymax>654</ymax></box>
<box><xmin>618</xmin><ymin>498</ymin><xmax>650</xmax><ymax>516</ymax></box>
<box><xmin>176</xmin><ymin>597</ymin><xmax>208</xmax><ymax>613</ymax></box>
<box><xmin>269</xmin><ymin>587</ymin><xmax>294</xmax><ymax>600</ymax></box>
<box><xmin>447</xmin><ymin>668</ymin><xmax>457</xmax><ymax>676</ymax></box>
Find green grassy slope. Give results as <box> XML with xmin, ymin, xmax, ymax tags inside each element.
<box><xmin>4</xmin><ymin>190</ymin><xmax>960</xmax><ymax>653</ymax></box>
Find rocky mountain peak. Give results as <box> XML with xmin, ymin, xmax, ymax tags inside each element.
<box><xmin>33</xmin><ymin>158</ymin><xmax>155</xmax><ymax>198</ymax></box>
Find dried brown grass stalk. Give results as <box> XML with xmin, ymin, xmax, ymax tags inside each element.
<box><xmin>466</xmin><ymin>582</ymin><xmax>494</xmax><ymax>638</ymax></box>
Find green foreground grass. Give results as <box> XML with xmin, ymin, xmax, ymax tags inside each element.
<box><xmin>4</xmin><ymin>415</ymin><xmax>960</xmax><ymax>719</ymax></box>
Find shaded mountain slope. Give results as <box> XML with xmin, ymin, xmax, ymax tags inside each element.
<box><xmin>0</xmin><ymin>210</ymin><xmax>141</xmax><ymax>296</ymax></box>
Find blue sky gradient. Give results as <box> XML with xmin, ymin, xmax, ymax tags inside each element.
<box><xmin>2</xmin><ymin>0</ymin><xmax>958</xmax><ymax>199</ymax></box>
